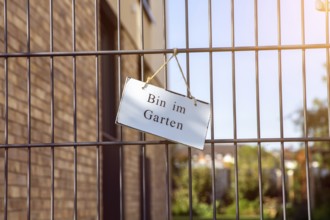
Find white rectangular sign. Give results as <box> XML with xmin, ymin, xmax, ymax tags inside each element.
<box><xmin>116</xmin><ymin>77</ymin><xmax>210</xmax><ymax>150</ymax></box>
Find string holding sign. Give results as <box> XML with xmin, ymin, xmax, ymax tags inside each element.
<box><xmin>142</xmin><ymin>48</ymin><xmax>197</xmax><ymax>106</ymax></box>
<box><xmin>116</xmin><ymin>48</ymin><xmax>211</xmax><ymax>150</ymax></box>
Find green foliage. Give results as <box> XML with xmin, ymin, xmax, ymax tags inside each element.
<box><xmin>236</xmin><ymin>146</ymin><xmax>280</xmax><ymax>202</ymax></box>
<box><xmin>224</xmin><ymin>197</ymin><xmax>259</xmax><ymax>216</ymax></box>
<box><xmin>194</xmin><ymin>202</ymin><xmax>217</xmax><ymax>218</ymax></box>
<box><xmin>172</xmin><ymin>166</ymin><xmax>215</xmax><ymax>217</ymax></box>
<box><xmin>172</xmin><ymin>145</ymin><xmax>280</xmax><ymax>218</ymax></box>
<box><xmin>172</xmin><ymin>187</ymin><xmax>190</xmax><ymax>215</ymax></box>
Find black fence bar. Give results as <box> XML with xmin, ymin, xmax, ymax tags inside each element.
<box><xmin>116</xmin><ymin>0</ymin><xmax>124</xmax><ymax>219</ymax></box>
<box><xmin>3</xmin><ymin>0</ymin><xmax>8</xmax><ymax>219</ymax></box>
<box><xmin>49</xmin><ymin>0</ymin><xmax>55</xmax><ymax>220</ymax></box>
<box><xmin>254</xmin><ymin>0</ymin><xmax>264</xmax><ymax>219</ymax></box>
<box><xmin>300</xmin><ymin>1</ymin><xmax>312</xmax><ymax>219</ymax></box>
<box><xmin>165</xmin><ymin>144</ymin><xmax>170</xmax><ymax>220</ymax></box>
<box><xmin>184</xmin><ymin>1</ymin><xmax>193</xmax><ymax>219</ymax></box>
<box><xmin>162</xmin><ymin>0</ymin><xmax>171</xmax><ymax>219</ymax></box>
<box><xmin>3</xmin><ymin>149</ymin><xmax>8</xmax><ymax>220</ymax></box>
<box><xmin>326</xmin><ymin>0</ymin><xmax>330</xmax><ymax>136</ymax></box>
<box><xmin>26</xmin><ymin>0</ymin><xmax>32</xmax><ymax>219</ymax></box>
<box><xmin>71</xmin><ymin>0</ymin><xmax>78</xmax><ymax>219</ymax></box>
<box><xmin>139</xmin><ymin>1</ymin><xmax>147</xmax><ymax>220</ymax></box>
<box><xmin>276</xmin><ymin>1</ymin><xmax>287</xmax><ymax>219</ymax></box>
<box><xmin>230</xmin><ymin>0</ymin><xmax>240</xmax><ymax>219</ymax></box>
<box><xmin>94</xmin><ymin>0</ymin><xmax>101</xmax><ymax>220</ymax></box>
<box><xmin>207</xmin><ymin>0</ymin><xmax>217</xmax><ymax>219</ymax></box>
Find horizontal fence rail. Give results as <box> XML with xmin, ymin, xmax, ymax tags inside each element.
<box><xmin>0</xmin><ymin>44</ymin><xmax>329</xmax><ymax>57</ymax></box>
<box><xmin>1</xmin><ymin>137</ymin><xmax>330</xmax><ymax>149</ymax></box>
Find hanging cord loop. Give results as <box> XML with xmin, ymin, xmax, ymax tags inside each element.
<box><xmin>142</xmin><ymin>48</ymin><xmax>197</xmax><ymax>106</ymax></box>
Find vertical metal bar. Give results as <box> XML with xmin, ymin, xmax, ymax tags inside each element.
<box><xmin>3</xmin><ymin>0</ymin><xmax>8</xmax><ymax>219</ymax></box>
<box><xmin>139</xmin><ymin>1</ymin><xmax>146</xmax><ymax>220</ymax></box>
<box><xmin>162</xmin><ymin>1</ymin><xmax>171</xmax><ymax>220</ymax></box>
<box><xmin>3</xmin><ymin>148</ymin><xmax>8</xmax><ymax>220</ymax></box>
<box><xmin>139</xmin><ymin>0</ymin><xmax>145</xmax><ymax>80</ymax></box>
<box><xmin>208</xmin><ymin>0</ymin><xmax>216</xmax><ymax>219</ymax></box>
<box><xmin>71</xmin><ymin>0</ymin><xmax>78</xmax><ymax>219</ymax></box>
<box><xmin>184</xmin><ymin>0</ymin><xmax>193</xmax><ymax>219</ymax></box>
<box><xmin>254</xmin><ymin>0</ymin><xmax>264</xmax><ymax>219</ymax></box>
<box><xmin>73</xmin><ymin>144</ymin><xmax>77</xmax><ymax>220</ymax></box>
<box><xmin>165</xmin><ymin>145</ymin><xmax>170</xmax><ymax>220</ymax></box>
<box><xmin>49</xmin><ymin>0</ymin><xmax>55</xmax><ymax>219</ymax></box>
<box><xmin>276</xmin><ymin>1</ymin><xmax>287</xmax><ymax>219</ymax></box>
<box><xmin>94</xmin><ymin>0</ymin><xmax>101</xmax><ymax>220</ymax></box>
<box><xmin>230</xmin><ymin>0</ymin><xmax>239</xmax><ymax>219</ymax></box>
<box><xmin>188</xmin><ymin>147</ymin><xmax>193</xmax><ymax>220</ymax></box>
<box><xmin>26</xmin><ymin>0</ymin><xmax>31</xmax><ymax>219</ymax></box>
<box><xmin>326</xmin><ymin>0</ymin><xmax>330</xmax><ymax>136</ymax></box>
<box><xmin>116</xmin><ymin>0</ymin><xmax>124</xmax><ymax>219</ymax></box>
<box><xmin>141</xmin><ymin>123</ymin><xmax>147</xmax><ymax>220</ymax></box>
<box><xmin>300</xmin><ymin>1</ymin><xmax>312</xmax><ymax>219</ymax></box>
<box><xmin>162</xmin><ymin>0</ymin><xmax>168</xmax><ymax>89</ymax></box>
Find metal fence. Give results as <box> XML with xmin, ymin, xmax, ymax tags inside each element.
<box><xmin>1</xmin><ymin>0</ymin><xmax>330</xmax><ymax>220</ymax></box>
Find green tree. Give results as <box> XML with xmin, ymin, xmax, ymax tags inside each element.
<box><xmin>172</xmin><ymin>145</ymin><xmax>280</xmax><ymax>218</ymax></box>
<box><xmin>237</xmin><ymin>146</ymin><xmax>280</xmax><ymax>200</ymax></box>
<box><xmin>172</xmin><ymin>165</ymin><xmax>215</xmax><ymax>217</ymax></box>
<box><xmin>294</xmin><ymin>78</ymin><xmax>330</xmax><ymax>219</ymax></box>
<box><xmin>224</xmin><ymin>146</ymin><xmax>280</xmax><ymax>218</ymax></box>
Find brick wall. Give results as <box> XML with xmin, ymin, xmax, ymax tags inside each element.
<box><xmin>0</xmin><ymin>0</ymin><xmax>99</xmax><ymax>219</ymax></box>
<box><xmin>0</xmin><ymin>0</ymin><xmax>167</xmax><ymax>220</ymax></box>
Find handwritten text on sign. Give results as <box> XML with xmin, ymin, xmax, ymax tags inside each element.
<box><xmin>116</xmin><ymin>78</ymin><xmax>210</xmax><ymax>150</ymax></box>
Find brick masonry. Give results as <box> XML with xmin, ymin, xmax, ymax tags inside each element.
<box><xmin>0</xmin><ymin>0</ymin><xmax>167</xmax><ymax>220</ymax></box>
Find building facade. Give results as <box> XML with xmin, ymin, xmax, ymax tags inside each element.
<box><xmin>0</xmin><ymin>0</ymin><xmax>167</xmax><ymax>219</ymax></box>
